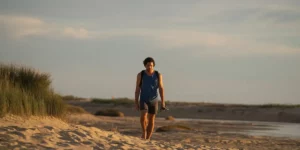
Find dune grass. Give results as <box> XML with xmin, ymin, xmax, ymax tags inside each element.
<box><xmin>66</xmin><ymin>104</ymin><xmax>87</xmax><ymax>114</ymax></box>
<box><xmin>0</xmin><ymin>63</ymin><xmax>66</xmax><ymax>118</ymax></box>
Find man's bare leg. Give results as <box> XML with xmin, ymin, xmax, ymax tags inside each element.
<box><xmin>140</xmin><ymin>111</ymin><xmax>148</xmax><ymax>139</ymax></box>
<box><xmin>146</xmin><ymin>114</ymin><xmax>156</xmax><ymax>140</ymax></box>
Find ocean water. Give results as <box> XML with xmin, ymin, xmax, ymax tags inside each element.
<box><xmin>175</xmin><ymin>118</ymin><xmax>300</xmax><ymax>139</ymax></box>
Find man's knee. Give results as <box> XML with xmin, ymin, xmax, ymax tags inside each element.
<box><xmin>140</xmin><ymin>112</ymin><xmax>147</xmax><ymax>119</ymax></box>
<box><xmin>148</xmin><ymin>114</ymin><xmax>156</xmax><ymax>123</ymax></box>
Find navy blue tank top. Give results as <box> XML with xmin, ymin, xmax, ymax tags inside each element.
<box><xmin>140</xmin><ymin>71</ymin><xmax>159</xmax><ymax>102</ymax></box>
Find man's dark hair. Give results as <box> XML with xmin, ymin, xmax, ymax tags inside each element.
<box><xmin>143</xmin><ymin>57</ymin><xmax>155</xmax><ymax>66</ymax></box>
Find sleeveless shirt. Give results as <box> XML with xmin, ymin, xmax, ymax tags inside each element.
<box><xmin>140</xmin><ymin>71</ymin><xmax>159</xmax><ymax>102</ymax></box>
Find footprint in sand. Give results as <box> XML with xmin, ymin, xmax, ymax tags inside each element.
<box><xmin>3</xmin><ymin>141</ymin><xmax>41</xmax><ymax>150</ymax></box>
<box><xmin>9</xmin><ymin>131</ymin><xmax>26</xmax><ymax>139</ymax></box>
<box><xmin>31</xmin><ymin>132</ymin><xmax>53</xmax><ymax>140</ymax></box>
<box><xmin>0</xmin><ymin>133</ymin><xmax>14</xmax><ymax>142</ymax></box>
<box><xmin>82</xmin><ymin>141</ymin><xmax>94</xmax><ymax>145</ymax></box>
<box><xmin>56</xmin><ymin>142</ymin><xmax>71</xmax><ymax>147</ymax></box>
<box><xmin>1</xmin><ymin>126</ymin><xmax>27</xmax><ymax>132</ymax></box>
<box><xmin>58</xmin><ymin>130</ymin><xmax>82</xmax><ymax>144</ymax></box>
<box><xmin>43</xmin><ymin>126</ymin><xmax>55</xmax><ymax>132</ymax></box>
<box><xmin>73</xmin><ymin>130</ymin><xmax>88</xmax><ymax>138</ymax></box>
<box><xmin>92</xmin><ymin>143</ymin><xmax>106</xmax><ymax>150</ymax></box>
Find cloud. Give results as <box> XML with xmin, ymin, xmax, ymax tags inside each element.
<box><xmin>154</xmin><ymin>30</ymin><xmax>299</xmax><ymax>56</ymax></box>
<box><xmin>0</xmin><ymin>15</ymin><xmax>50</xmax><ymax>38</ymax></box>
<box><xmin>96</xmin><ymin>28</ymin><xmax>299</xmax><ymax>56</ymax></box>
<box><xmin>1</xmin><ymin>5</ymin><xmax>299</xmax><ymax>57</ymax></box>
<box><xmin>152</xmin><ymin>30</ymin><xmax>231</xmax><ymax>48</ymax></box>
<box><xmin>62</xmin><ymin>27</ymin><xmax>90</xmax><ymax>39</ymax></box>
<box><xmin>0</xmin><ymin>15</ymin><xmax>92</xmax><ymax>40</ymax></box>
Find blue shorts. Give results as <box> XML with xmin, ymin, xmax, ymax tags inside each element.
<box><xmin>140</xmin><ymin>99</ymin><xmax>158</xmax><ymax>114</ymax></box>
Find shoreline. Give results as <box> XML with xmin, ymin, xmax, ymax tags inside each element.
<box><xmin>156</xmin><ymin>116</ymin><xmax>300</xmax><ymax>138</ymax></box>
<box><xmin>172</xmin><ymin>117</ymin><xmax>300</xmax><ymax>125</ymax></box>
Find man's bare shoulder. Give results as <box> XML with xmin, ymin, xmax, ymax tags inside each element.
<box><xmin>157</xmin><ymin>71</ymin><xmax>163</xmax><ymax>77</ymax></box>
<box><xmin>137</xmin><ymin>72</ymin><xmax>141</xmax><ymax>76</ymax></box>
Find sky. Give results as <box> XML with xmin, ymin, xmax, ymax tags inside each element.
<box><xmin>0</xmin><ymin>0</ymin><xmax>299</xmax><ymax>104</ymax></box>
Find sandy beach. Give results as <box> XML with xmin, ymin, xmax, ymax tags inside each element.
<box><xmin>2</xmin><ymin>0</ymin><xmax>300</xmax><ymax>149</ymax></box>
<box><xmin>68</xmin><ymin>114</ymin><xmax>300</xmax><ymax>150</ymax></box>
<box><xmin>1</xmin><ymin>112</ymin><xmax>300</xmax><ymax>150</ymax></box>
<box><xmin>0</xmin><ymin>114</ymin><xmax>225</xmax><ymax>150</ymax></box>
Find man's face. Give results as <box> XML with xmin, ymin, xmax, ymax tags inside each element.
<box><xmin>145</xmin><ymin>62</ymin><xmax>154</xmax><ymax>72</ymax></box>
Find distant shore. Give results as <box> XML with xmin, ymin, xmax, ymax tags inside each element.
<box><xmin>67</xmin><ymin>98</ymin><xmax>300</xmax><ymax>123</ymax></box>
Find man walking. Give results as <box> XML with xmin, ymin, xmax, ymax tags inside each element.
<box><xmin>135</xmin><ymin>57</ymin><xmax>165</xmax><ymax>140</ymax></box>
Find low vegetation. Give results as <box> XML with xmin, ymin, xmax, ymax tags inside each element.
<box><xmin>165</xmin><ymin>116</ymin><xmax>175</xmax><ymax>121</ymax></box>
<box><xmin>256</xmin><ymin>104</ymin><xmax>300</xmax><ymax>108</ymax></box>
<box><xmin>66</xmin><ymin>104</ymin><xmax>87</xmax><ymax>114</ymax></box>
<box><xmin>0</xmin><ymin>63</ymin><xmax>65</xmax><ymax>118</ymax></box>
<box><xmin>94</xmin><ymin>109</ymin><xmax>124</xmax><ymax>117</ymax></box>
<box><xmin>157</xmin><ymin>101</ymin><xmax>300</xmax><ymax>109</ymax></box>
<box><xmin>90</xmin><ymin>97</ymin><xmax>300</xmax><ymax>111</ymax></box>
<box><xmin>61</xmin><ymin>95</ymin><xmax>86</xmax><ymax>101</ymax></box>
<box><xmin>91</xmin><ymin>98</ymin><xmax>134</xmax><ymax>106</ymax></box>
<box><xmin>156</xmin><ymin>125</ymin><xmax>192</xmax><ymax>132</ymax></box>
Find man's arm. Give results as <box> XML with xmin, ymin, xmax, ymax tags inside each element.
<box><xmin>158</xmin><ymin>73</ymin><xmax>165</xmax><ymax>108</ymax></box>
<box><xmin>135</xmin><ymin>73</ymin><xmax>141</xmax><ymax>107</ymax></box>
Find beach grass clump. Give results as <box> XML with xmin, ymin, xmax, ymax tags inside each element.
<box><xmin>156</xmin><ymin>124</ymin><xmax>192</xmax><ymax>132</ymax></box>
<box><xmin>94</xmin><ymin>109</ymin><xmax>124</xmax><ymax>117</ymax></box>
<box><xmin>165</xmin><ymin>116</ymin><xmax>175</xmax><ymax>121</ymax></box>
<box><xmin>0</xmin><ymin>63</ymin><xmax>66</xmax><ymax>118</ymax></box>
<box><xmin>66</xmin><ymin>104</ymin><xmax>87</xmax><ymax>114</ymax></box>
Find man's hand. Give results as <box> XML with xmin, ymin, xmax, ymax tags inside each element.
<box><xmin>158</xmin><ymin>73</ymin><xmax>166</xmax><ymax>110</ymax></box>
<box><xmin>160</xmin><ymin>102</ymin><xmax>166</xmax><ymax>110</ymax></box>
<box><xmin>135</xmin><ymin>103</ymin><xmax>140</xmax><ymax>111</ymax></box>
<box><xmin>161</xmin><ymin>102</ymin><xmax>165</xmax><ymax>108</ymax></box>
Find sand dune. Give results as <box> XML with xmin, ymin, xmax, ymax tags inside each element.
<box><xmin>0</xmin><ymin>115</ymin><xmax>224</xmax><ymax>150</ymax></box>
